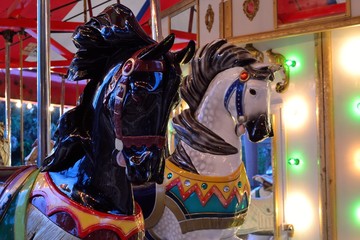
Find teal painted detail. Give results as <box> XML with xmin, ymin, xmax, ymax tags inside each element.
<box><xmin>167</xmin><ymin>173</ymin><xmax>173</xmax><ymax>179</ymax></box>
<box><xmin>237</xmin><ymin>181</ymin><xmax>242</xmax><ymax>188</ymax></box>
<box><xmin>170</xmin><ymin>186</ymin><xmax>248</xmax><ymax>214</ymax></box>
<box><xmin>0</xmin><ymin>169</ymin><xmax>39</xmax><ymax>240</ymax></box>
<box><xmin>201</xmin><ymin>183</ymin><xmax>208</xmax><ymax>190</ymax></box>
<box><xmin>239</xmin><ymin>193</ymin><xmax>248</xmax><ymax>209</ymax></box>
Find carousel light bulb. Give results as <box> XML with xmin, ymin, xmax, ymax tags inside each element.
<box><xmin>285</xmin><ymin>59</ymin><xmax>296</xmax><ymax>67</ymax></box>
<box><xmin>354</xmin><ymin>149</ymin><xmax>360</xmax><ymax>170</ymax></box>
<box><xmin>49</xmin><ymin>105</ymin><xmax>54</xmax><ymax>112</ymax></box>
<box><xmin>288</xmin><ymin>158</ymin><xmax>300</xmax><ymax>166</ymax></box>
<box><xmin>356</xmin><ymin>101</ymin><xmax>360</xmax><ymax>115</ymax></box>
<box><xmin>16</xmin><ymin>101</ymin><xmax>22</xmax><ymax>108</ymax></box>
<box><xmin>27</xmin><ymin>103</ymin><xmax>33</xmax><ymax>109</ymax></box>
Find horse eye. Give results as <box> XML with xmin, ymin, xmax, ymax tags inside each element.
<box><xmin>249</xmin><ymin>88</ymin><xmax>257</xmax><ymax>95</ymax></box>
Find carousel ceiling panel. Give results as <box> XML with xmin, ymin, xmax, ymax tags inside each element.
<box><xmin>0</xmin><ymin>0</ymin><xmax>182</xmax><ymax>105</ymax></box>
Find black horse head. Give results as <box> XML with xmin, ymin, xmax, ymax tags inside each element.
<box><xmin>105</xmin><ymin>34</ymin><xmax>195</xmax><ymax>184</ymax></box>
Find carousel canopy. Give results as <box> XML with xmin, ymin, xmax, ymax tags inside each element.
<box><xmin>0</xmin><ymin>0</ymin><xmax>185</xmax><ymax>106</ymax></box>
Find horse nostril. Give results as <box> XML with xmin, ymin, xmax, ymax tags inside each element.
<box><xmin>249</xmin><ymin>88</ymin><xmax>257</xmax><ymax>95</ymax></box>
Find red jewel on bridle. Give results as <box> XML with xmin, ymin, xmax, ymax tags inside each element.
<box><xmin>122</xmin><ymin>58</ymin><xmax>135</xmax><ymax>76</ymax></box>
<box><xmin>239</xmin><ymin>70</ymin><xmax>250</xmax><ymax>82</ymax></box>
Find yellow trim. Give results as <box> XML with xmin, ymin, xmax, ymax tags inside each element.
<box><xmin>31</xmin><ymin>173</ymin><xmax>144</xmax><ymax>237</ymax></box>
<box><xmin>165</xmin><ymin>160</ymin><xmax>250</xmax><ymax>201</ymax></box>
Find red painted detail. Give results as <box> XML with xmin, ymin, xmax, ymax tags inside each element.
<box><xmin>170</xmin><ymin>30</ymin><xmax>197</xmax><ymax>41</ymax></box>
<box><xmin>166</xmin><ymin>177</ymin><xmax>245</xmax><ymax>208</ymax></box>
<box><xmin>29</xmin><ymin>172</ymin><xmax>145</xmax><ymax>239</ymax></box>
<box><xmin>0</xmin><ymin>18</ymin><xmax>82</xmax><ymax>32</ymax></box>
<box><xmin>240</xmin><ymin>71</ymin><xmax>249</xmax><ymax>81</ymax></box>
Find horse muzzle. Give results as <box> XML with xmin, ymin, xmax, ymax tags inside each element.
<box><xmin>123</xmin><ymin>146</ymin><xmax>165</xmax><ymax>185</ymax></box>
<box><xmin>245</xmin><ymin>114</ymin><xmax>273</xmax><ymax>142</ymax></box>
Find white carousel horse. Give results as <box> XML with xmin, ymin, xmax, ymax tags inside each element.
<box><xmin>135</xmin><ymin>39</ymin><xmax>280</xmax><ymax>240</ymax></box>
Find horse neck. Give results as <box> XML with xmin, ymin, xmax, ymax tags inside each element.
<box><xmin>49</xmin><ymin>74</ymin><xmax>134</xmax><ymax>215</ymax></box>
<box><xmin>182</xmin><ymin>67</ymin><xmax>244</xmax><ymax>176</ymax></box>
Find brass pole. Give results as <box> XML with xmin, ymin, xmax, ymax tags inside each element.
<box><xmin>2</xmin><ymin>30</ymin><xmax>15</xmax><ymax>166</ymax></box>
<box><xmin>19</xmin><ymin>31</ymin><xmax>24</xmax><ymax>165</ymax></box>
<box><xmin>37</xmin><ymin>0</ymin><xmax>51</xmax><ymax>167</ymax></box>
<box><xmin>150</xmin><ymin>0</ymin><xmax>163</xmax><ymax>41</ymax></box>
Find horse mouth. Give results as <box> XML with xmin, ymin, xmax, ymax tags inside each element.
<box><xmin>245</xmin><ymin>114</ymin><xmax>273</xmax><ymax>142</ymax></box>
<box><xmin>123</xmin><ymin>147</ymin><xmax>165</xmax><ymax>185</ymax></box>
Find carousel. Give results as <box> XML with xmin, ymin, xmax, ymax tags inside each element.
<box><xmin>1</xmin><ymin>1</ymin><xmax>360</xmax><ymax>240</ymax></box>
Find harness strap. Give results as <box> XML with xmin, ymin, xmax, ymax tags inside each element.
<box><xmin>111</xmin><ymin>46</ymin><xmax>167</xmax><ymax>151</ymax></box>
<box><xmin>224</xmin><ymin>79</ymin><xmax>244</xmax><ymax>118</ymax></box>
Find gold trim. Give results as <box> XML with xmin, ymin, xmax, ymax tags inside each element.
<box><xmin>265</xmin><ymin>49</ymin><xmax>289</xmax><ymax>93</ymax></box>
<box><xmin>219</xmin><ymin>1</ymin><xmax>224</xmax><ymax>38</ymax></box>
<box><xmin>143</xmin><ymin>184</ymin><xmax>166</xmax><ymax>229</ymax></box>
<box><xmin>220</xmin><ymin>1</ymin><xmax>233</xmax><ymax>38</ymax></box>
<box><xmin>179</xmin><ymin>213</ymin><xmax>246</xmax><ymax>233</ymax></box>
<box><xmin>228</xmin><ymin>15</ymin><xmax>360</xmax><ymax>44</ymax></box>
<box><xmin>224</xmin><ymin>0</ymin><xmax>233</xmax><ymax>38</ymax></box>
<box><xmin>315</xmin><ymin>32</ymin><xmax>337</xmax><ymax>240</ymax></box>
<box><xmin>244</xmin><ymin>43</ymin><xmax>264</xmax><ymax>62</ymax></box>
<box><xmin>243</xmin><ymin>0</ymin><xmax>259</xmax><ymax>21</ymax></box>
<box><xmin>205</xmin><ymin>4</ymin><xmax>214</xmax><ymax>33</ymax></box>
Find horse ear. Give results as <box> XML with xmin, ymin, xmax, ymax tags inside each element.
<box><xmin>174</xmin><ymin>40</ymin><xmax>196</xmax><ymax>64</ymax></box>
<box><xmin>140</xmin><ymin>33</ymin><xmax>175</xmax><ymax>60</ymax></box>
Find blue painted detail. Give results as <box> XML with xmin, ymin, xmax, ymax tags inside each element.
<box><xmin>224</xmin><ymin>79</ymin><xmax>244</xmax><ymax>117</ymax></box>
<box><xmin>136</xmin><ymin>0</ymin><xmax>150</xmax><ymax>21</ymax></box>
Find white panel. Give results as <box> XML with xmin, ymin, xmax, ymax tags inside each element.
<box><xmin>198</xmin><ymin>0</ymin><xmax>220</xmax><ymax>47</ymax></box>
<box><xmin>351</xmin><ymin>0</ymin><xmax>360</xmax><ymax>17</ymax></box>
<box><xmin>233</xmin><ymin>0</ymin><xmax>274</xmax><ymax>37</ymax></box>
<box><xmin>161</xmin><ymin>17</ymin><xmax>170</xmax><ymax>38</ymax></box>
<box><xmin>332</xmin><ymin>25</ymin><xmax>360</xmax><ymax>240</ymax></box>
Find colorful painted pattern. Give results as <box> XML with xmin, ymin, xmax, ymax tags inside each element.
<box><xmin>164</xmin><ymin>160</ymin><xmax>250</xmax><ymax>232</ymax></box>
<box><xmin>30</xmin><ymin>172</ymin><xmax>145</xmax><ymax>239</ymax></box>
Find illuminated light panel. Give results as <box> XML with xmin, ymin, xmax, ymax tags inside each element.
<box><xmin>355</xmin><ymin>100</ymin><xmax>360</xmax><ymax>116</ymax></box>
<box><xmin>348</xmin><ymin>97</ymin><xmax>360</xmax><ymax>120</ymax></box>
<box><xmin>350</xmin><ymin>201</ymin><xmax>360</xmax><ymax>226</ymax></box>
<box><xmin>355</xmin><ymin>149</ymin><xmax>360</xmax><ymax>171</ymax></box>
<box><xmin>283</xmin><ymin>96</ymin><xmax>308</xmax><ymax>129</ymax></box>
<box><xmin>340</xmin><ymin>37</ymin><xmax>360</xmax><ymax>76</ymax></box>
<box><xmin>285</xmin><ymin>192</ymin><xmax>314</xmax><ymax>232</ymax></box>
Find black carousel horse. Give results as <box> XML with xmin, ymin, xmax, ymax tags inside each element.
<box><xmin>0</xmin><ymin>4</ymin><xmax>194</xmax><ymax>239</ymax></box>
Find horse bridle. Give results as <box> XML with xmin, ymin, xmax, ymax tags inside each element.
<box><xmin>108</xmin><ymin>46</ymin><xmax>168</xmax><ymax>153</ymax></box>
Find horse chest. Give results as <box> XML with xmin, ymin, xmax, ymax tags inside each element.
<box><xmin>163</xmin><ymin>160</ymin><xmax>251</xmax><ymax>234</ymax></box>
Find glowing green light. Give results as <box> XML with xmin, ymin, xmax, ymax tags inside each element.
<box><xmin>287</xmin><ymin>151</ymin><xmax>306</xmax><ymax>174</ymax></box>
<box><xmin>288</xmin><ymin>158</ymin><xmax>300</xmax><ymax>165</ymax></box>
<box><xmin>351</xmin><ymin>202</ymin><xmax>360</xmax><ymax>225</ymax></box>
<box><xmin>285</xmin><ymin>59</ymin><xmax>297</xmax><ymax>67</ymax></box>
<box><xmin>356</xmin><ymin>102</ymin><xmax>360</xmax><ymax>114</ymax></box>
<box><xmin>356</xmin><ymin>206</ymin><xmax>360</xmax><ymax>222</ymax></box>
